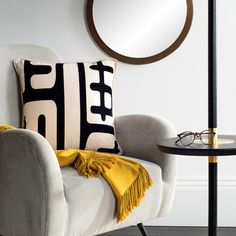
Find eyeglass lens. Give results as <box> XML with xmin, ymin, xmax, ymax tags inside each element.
<box><xmin>200</xmin><ymin>130</ymin><xmax>215</xmax><ymax>144</ymax></box>
<box><xmin>179</xmin><ymin>132</ymin><xmax>195</xmax><ymax>145</ymax></box>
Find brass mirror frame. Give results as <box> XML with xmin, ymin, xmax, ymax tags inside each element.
<box><xmin>87</xmin><ymin>0</ymin><xmax>193</xmax><ymax>65</ymax></box>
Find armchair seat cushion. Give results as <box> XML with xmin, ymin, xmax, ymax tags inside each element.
<box><xmin>61</xmin><ymin>156</ymin><xmax>163</xmax><ymax>236</ymax></box>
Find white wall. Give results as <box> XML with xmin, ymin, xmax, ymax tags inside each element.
<box><xmin>1</xmin><ymin>0</ymin><xmax>236</xmax><ymax>226</ymax></box>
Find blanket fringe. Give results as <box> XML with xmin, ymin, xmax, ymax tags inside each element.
<box><xmin>116</xmin><ymin>165</ymin><xmax>153</xmax><ymax>222</ymax></box>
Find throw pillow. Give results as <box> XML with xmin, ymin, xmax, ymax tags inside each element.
<box><xmin>14</xmin><ymin>59</ymin><xmax>121</xmax><ymax>154</ymax></box>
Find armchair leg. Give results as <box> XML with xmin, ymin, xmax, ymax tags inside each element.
<box><xmin>137</xmin><ymin>223</ymin><xmax>148</xmax><ymax>236</ymax></box>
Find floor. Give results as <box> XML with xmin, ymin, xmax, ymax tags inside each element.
<box><xmin>100</xmin><ymin>226</ymin><xmax>236</xmax><ymax>236</ymax></box>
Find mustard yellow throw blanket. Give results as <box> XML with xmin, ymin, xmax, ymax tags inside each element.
<box><xmin>0</xmin><ymin>125</ymin><xmax>152</xmax><ymax>222</ymax></box>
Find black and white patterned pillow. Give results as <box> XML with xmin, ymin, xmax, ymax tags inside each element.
<box><xmin>14</xmin><ymin>59</ymin><xmax>121</xmax><ymax>154</ymax></box>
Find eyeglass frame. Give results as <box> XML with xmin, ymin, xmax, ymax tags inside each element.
<box><xmin>175</xmin><ymin>130</ymin><xmax>216</xmax><ymax>146</ymax></box>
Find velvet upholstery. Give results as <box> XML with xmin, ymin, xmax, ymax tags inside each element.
<box><xmin>0</xmin><ymin>44</ymin><xmax>176</xmax><ymax>236</ymax></box>
<box><xmin>115</xmin><ymin>114</ymin><xmax>176</xmax><ymax>217</ymax></box>
<box><xmin>0</xmin><ymin>128</ymin><xmax>67</xmax><ymax>236</ymax></box>
<box><xmin>62</xmin><ymin>156</ymin><xmax>162</xmax><ymax>236</ymax></box>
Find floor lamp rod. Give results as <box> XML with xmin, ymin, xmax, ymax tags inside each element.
<box><xmin>208</xmin><ymin>0</ymin><xmax>217</xmax><ymax>131</ymax></box>
<box><xmin>208</xmin><ymin>1</ymin><xmax>218</xmax><ymax>236</ymax></box>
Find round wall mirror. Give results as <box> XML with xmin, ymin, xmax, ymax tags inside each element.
<box><xmin>87</xmin><ymin>0</ymin><xmax>193</xmax><ymax>64</ymax></box>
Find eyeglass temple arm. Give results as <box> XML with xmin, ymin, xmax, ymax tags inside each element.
<box><xmin>175</xmin><ymin>134</ymin><xmax>186</xmax><ymax>144</ymax></box>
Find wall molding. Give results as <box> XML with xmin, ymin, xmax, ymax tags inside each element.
<box><xmin>148</xmin><ymin>178</ymin><xmax>236</xmax><ymax>226</ymax></box>
<box><xmin>176</xmin><ymin>176</ymin><xmax>236</xmax><ymax>187</ymax></box>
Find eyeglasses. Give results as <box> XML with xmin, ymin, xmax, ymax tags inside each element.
<box><xmin>175</xmin><ymin>130</ymin><xmax>216</xmax><ymax>146</ymax></box>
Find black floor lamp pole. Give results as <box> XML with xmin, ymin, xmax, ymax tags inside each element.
<box><xmin>208</xmin><ymin>0</ymin><xmax>218</xmax><ymax>236</ymax></box>
<box><xmin>208</xmin><ymin>0</ymin><xmax>217</xmax><ymax>128</ymax></box>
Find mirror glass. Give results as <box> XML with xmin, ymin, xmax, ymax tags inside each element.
<box><xmin>87</xmin><ymin>0</ymin><xmax>193</xmax><ymax>64</ymax></box>
<box><xmin>93</xmin><ymin>0</ymin><xmax>187</xmax><ymax>57</ymax></box>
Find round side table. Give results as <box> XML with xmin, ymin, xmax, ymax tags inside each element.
<box><xmin>157</xmin><ymin>135</ymin><xmax>236</xmax><ymax>236</ymax></box>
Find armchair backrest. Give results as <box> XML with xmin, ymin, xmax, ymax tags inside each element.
<box><xmin>0</xmin><ymin>44</ymin><xmax>62</xmax><ymax>127</ymax></box>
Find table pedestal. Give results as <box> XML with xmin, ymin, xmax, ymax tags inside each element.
<box><xmin>209</xmin><ymin>160</ymin><xmax>217</xmax><ymax>236</ymax></box>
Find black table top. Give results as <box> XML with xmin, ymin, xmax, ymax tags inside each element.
<box><xmin>157</xmin><ymin>135</ymin><xmax>236</xmax><ymax>156</ymax></box>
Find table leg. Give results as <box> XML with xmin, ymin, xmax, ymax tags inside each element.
<box><xmin>208</xmin><ymin>157</ymin><xmax>218</xmax><ymax>236</ymax></box>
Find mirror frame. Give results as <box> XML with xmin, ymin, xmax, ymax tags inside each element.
<box><xmin>87</xmin><ymin>0</ymin><xmax>193</xmax><ymax>64</ymax></box>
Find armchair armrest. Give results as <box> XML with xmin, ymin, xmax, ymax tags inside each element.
<box><xmin>114</xmin><ymin>114</ymin><xmax>177</xmax><ymax>217</ymax></box>
<box><xmin>0</xmin><ymin>129</ymin><xmax>67</xmax><ymax>236</ymax></box>
<box><xmin>115</xmin><ymin>114</ymin><xmax>176</xmax><ymax>182</ymax></box>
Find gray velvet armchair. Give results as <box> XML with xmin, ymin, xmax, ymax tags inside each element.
<box><xmin>0</xmin><ymin>44</ymin><xmax>176</xmax><ymax>236</ymax></box>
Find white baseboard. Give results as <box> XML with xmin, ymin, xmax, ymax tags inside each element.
<box><xmin>147</xmin><ymin>177</ymin><xmax>236</xmax><ymax>227</ymax></box>
<box><xmin>177</xmin><ymin>176</ymin><xmax>236</xmax><ymax>187</ymax></box>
